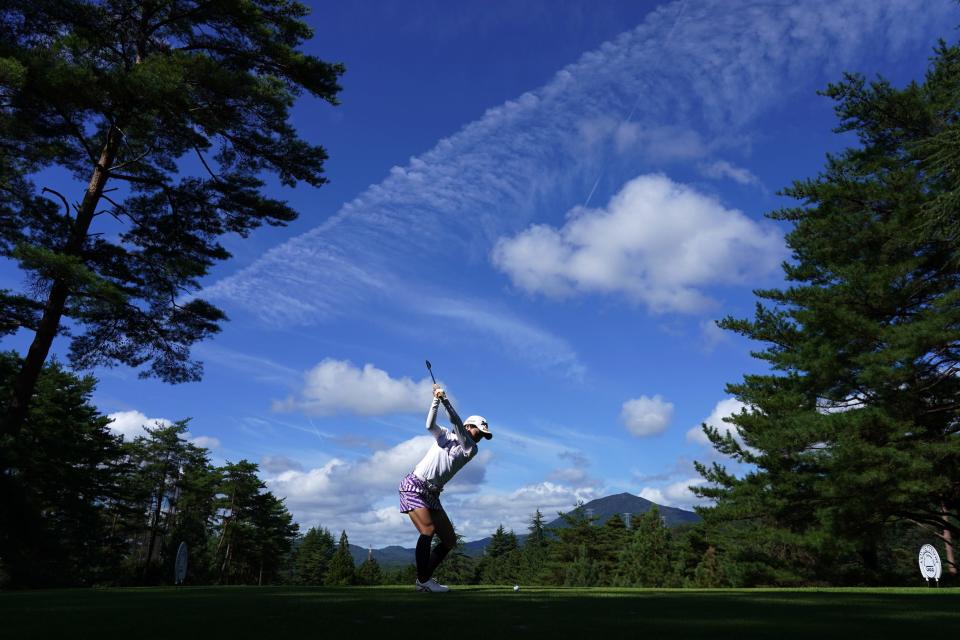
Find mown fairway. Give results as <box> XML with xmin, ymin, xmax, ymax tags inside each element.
<box><xmin>2</xmin><ymin>586</ymin><xmax>958</xmax><ymax>639</ymax></box>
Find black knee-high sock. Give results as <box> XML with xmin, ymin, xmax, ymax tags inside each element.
<box><xmin>416</xmin><ymin>534</ymin><xmax>433</xmax><ymax>582</ymax></box>
<box><xmin>426</xmin><ymin>544</ymin><xmax>451</xmax><ymax>580</ymax></box>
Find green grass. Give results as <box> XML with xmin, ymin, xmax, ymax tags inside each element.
<box><xmin>2</xmin><ymin>585</ymin><xmax>958</xmax><ymax>639</ymax></box>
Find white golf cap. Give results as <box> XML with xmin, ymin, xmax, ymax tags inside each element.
<box><xmin>464</xmin><ymin>415</ymin><xmax>492</xmax><ymax>439</ymax></box>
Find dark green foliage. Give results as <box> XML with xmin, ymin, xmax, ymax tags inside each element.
<box><xmin>431</xmin><ymin>533</ymin><xmax>476</xmax><ymax>586</ymax></box>
<box><xmin>0</xmin><ymin>351</ymin><xmax>124</xmax><ymax>586</ymax></box>
<box><xmin>691</xmin><ymin>547</ymin><xmax>727</xmax><ymax>588</ymax></box>
<box><xmin>541</xmin><ymin>503</ymin><xmax>603</xmax><ymax>586</ymax></box>
<box><xmin>121</xmin><ymin>420</ymin><xmax>211</xmax><ymax>582</ymax></box>
<box><xmin>212</xmin><ymin>460</ymin><xmax>298</xmax><ymax>585</ymax></box>
<box><xmin>614</xmin><ymin>507</ymin><xmax>675</xmax><ymax>587</ymax></box>
<box><xmin>477</xmin><ymin>524</ymin><xmax>521</xmax><ymax>584</ymax></box>
<box><xmin>0</xmin><ymin>0</ymin><xmax>344</xmax><ymax>434</ymax></box>
<box><xmin>597</xmin><ymin>513</ymin><xmax>629</xmax><ymax>579</ymax></box>
<box><xmin>518</xmin><ymin>509</ymin><xmax>550</xmax><ymax>583</ymax></box>
<box><xmin>356</xmin><ymin>556</ymin><xmax>383</xmax><ymax>586</ymax></box>
<box><xmin>292</xmin><ymin>526</ymin><xmax>335</xmax><ymax>585</ymax></box>
<box><xmin>325</xmin><ymin>531</ymin><xmax>355</xmax><ymax>586</ymax></box>
<box><xmin>696</xmin><ymin>42</ymin><xmax>960</xmax><ymax>585</ymax></box>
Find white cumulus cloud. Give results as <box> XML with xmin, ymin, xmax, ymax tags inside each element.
<box><xmin>106</xmin><ymin>410</ymin><xmax>172</xmax><ymax>440</ymax></box>
<box><xmin>621</xmin><ymin>394</ymin><xmax>674</xmax><ymax>437</ymax></box>
<box><xmin>189</xmin><ymin>435</ymin><xmax>221</xmax><ymax>450</ymax></box>
<box><xmin>492</xmin><ymin>174</ymin><xmax>785</xmax><ymax>312</ymax></box>
<box><xmin>686</xmin><ymin>397</ymin><xmax>748</xmax><ymax>446</ymax></box>
<box><xmin>274</xmin><ymin>359</ymin><xmax>435</xmax><ymax>416</ymax></box>
<box><xmin>640</xmin><ymin>477</ymin><xmax>706</xmax><ymax>510</ymax></box>
<box><xmin>107</xmin><ymin>410</ymin><xmax>220</xmax><ymax>449</ymax></box>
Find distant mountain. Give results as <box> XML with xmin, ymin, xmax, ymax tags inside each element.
<box><xmin>349</xmin><ymin>544</ymin><xmax>413</xmax><ymax>569</ymax></box>
<box><xmin>357</xmin><ymin>492</ymin><xmax>700</xmax><ymax>565</ymax></box>
<box><xmin>545</xmin><ymin>492</ymin><xmax>701</xmax><ymax>529</ymax></box>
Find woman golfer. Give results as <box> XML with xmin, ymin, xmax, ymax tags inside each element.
<box><xmin>398</xmin><ymin>384</ymin><xmax>492</xmax><ymax>592</ymax></box>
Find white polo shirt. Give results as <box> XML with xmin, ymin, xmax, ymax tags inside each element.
<box><xmin>412</xmin><ymin>397</ymin><xmax>478</xmax><ymax>491</ymax></box>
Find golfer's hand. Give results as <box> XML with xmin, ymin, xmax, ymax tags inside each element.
<box><xmin>433</xmin><ymin>387</ymin><xmax>446</xmax><ymax>400</ymax></box>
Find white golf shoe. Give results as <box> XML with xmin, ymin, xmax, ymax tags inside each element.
<box><xmin>415</xmin><ymin>578</ymin><xmax>450</xmax><ymax>593</ymax></box>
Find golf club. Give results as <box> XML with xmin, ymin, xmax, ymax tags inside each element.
<box><xmin>425</xmin><ymin>359</ymin><xmax>437</xmax><ymax>385</ymax></box>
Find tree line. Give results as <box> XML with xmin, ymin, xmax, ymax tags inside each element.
<box><xmin>290</xmin><ymin>507</ymin><xmax>937</xmax><ymax>589</ymax></box>
<box><xmin>0</xmin><ymin>352</ymin><xmax>298</xmax><ymax>587</ymax></box>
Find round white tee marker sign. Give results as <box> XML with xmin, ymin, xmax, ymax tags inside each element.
<box><xmin>918</xmin><ymin>544</ymin><xmax>941</xmax><ymax>581</ymax></box>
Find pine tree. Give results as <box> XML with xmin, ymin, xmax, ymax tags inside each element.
<box><xmin>0</xmin><ymin>351</ymin><xmax>124</xmax><ymax>586</ymax></box>
<box><xmin>542</xmin><ymin>502</ymin><xmax>600</xmax><ymax>586</ymax></box>
<box><xmin>564</xmin><ymin>544</ymin><xmax>599</xmax><ymax>587</ymax></box>
<box><xmin>248</xmin><ymin>492</ymin><xmax>298</xmax><ymax>585</ymax></box>
<box><xmin>597</xmin><ymin>513</ymin><xmax>629</xmax><ymax>585</ymax></box>
<box><xmin>124</xmin><ymin>420</ymin><xmax>200</xmax><ymax>580</ymax></box>
<box><xmin>294</xmin><ymin>526</ymin><xmax>335</xmax><ymax>585</ymax></box>
<box><xmin>696</xmin><ymin>42</ymin><xmax>960</xmax><ymax>584</ymax></box>
<box><xmin>479</xmin><ymin>524</ymin><xmax>520</xmax><ymax>584</ymax></box>
<box><xmin>0</xmin><ymin>0</ymin><xmax>344</xmax><ymax>436</ymax></box>
<box><xmin>520</xmin><ymin>509</ymin><xmax>551</xmax><ymax>584</ymax></box>
<box><xmin>206</xmin><ymin>461</ymin><xmax>295</xmax><ymax>585</ymax></box>
<box><xmin>161</xmin><ymin>446</ymin><xmax>218</xmax><ymax>585</ymax></box>
<box><xmin>357</xmin><ymin>556</ymin><xmax>383</xmax><ymax>586</ymax></box>
<box><xmin>614</xmin><ymin>507</ymin><xmax>674</xmax><ymax>587</ymax></box>
<box><xmin>325</xmin><ymin>530</ymin><xmax>355</xmax><ymax>586</ymax></box>
<box><xmin>431</xmin><ymin>533</ymin><xmax>475</xmax><ymax>586</ymax></box>
<box><xmin>691</xmin><ymin>547</ymin><xmax>727</xmax><ymax>588</ymax></box>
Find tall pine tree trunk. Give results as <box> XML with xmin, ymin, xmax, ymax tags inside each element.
<box><xmin>943</xmin><ymin>505</ymin><xmax>957</xmax><ymax>575</ymax></box>
<box><xmin>4</xmin><ymin>126</ymin><xmax>122</xmax><ymax>437</ymax></box>
<box><xmin>143</xmin><ymin>455</ymin><xmax>170</xmax><ymax>577</ymax></box>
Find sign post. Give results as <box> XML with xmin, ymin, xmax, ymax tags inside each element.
<box><xmin>918</xmin><ymin>544</ymin><xmax>941</xmax><ymax>587</ymax></box>
<box><xmin>174</xmin><ymin>541</ymin><xmax>188</xmax><ymax>585</ymax></box>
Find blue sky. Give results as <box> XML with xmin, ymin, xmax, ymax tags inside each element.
<box><xmin>3</xmin><ymin>0</ymin><xmax>959</xmax><ymax>548</ymax></box>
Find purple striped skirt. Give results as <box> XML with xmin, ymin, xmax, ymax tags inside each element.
<box><xmin>398</xmin><ymin>473</ymin><xmax>443</xmax><ymax>513</ymax></box>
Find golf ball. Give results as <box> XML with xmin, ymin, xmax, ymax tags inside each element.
<box><xmin>513</xmin><ymin>585</ymin><xmax>520</xmax><ymax>591</ymax></box>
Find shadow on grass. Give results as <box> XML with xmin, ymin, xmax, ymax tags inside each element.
<box><xmin>2</xmin><ymin>586</ymin><xmax>958</xmax><ymax>639</ymax></box>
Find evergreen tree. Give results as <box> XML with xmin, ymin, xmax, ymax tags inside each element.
<box><xmin>325</xmin><ymin>530</ymin><xmax>355</xmax><ymax>586</ymax></box>
<box><xmin>691</xmin><ymin>547</ymin><xmax>727</xmax><ymax>588</ymax></box>
<box><xmin>161</xmin><ymin>446</ymin><xmax>218</xmax><ymax>585</ymax></box>
<box><xmin>0</xmin><ymin>351</ymin><xmax>124</xmax><ymax>586</ymax></box>
<box><xmin>432</xmin><ymin>533</ymin><xmax>476</xmax><ymax>586</ymax></box>
<box><xmin>597</xmin><ymin>513</ymin><xmax>629</xmax><ymax>585</ymax></box>
<box><xmin>248</xmin><ymin>491</ymin><xmax>298</xmax><ymax>585</ymax></box>
<box><xmin>614</xmin><ymin>507</ymin><xmax>674</xmax><ymax>587</ymax></box>
<box><xmin>478</xmin><ymin>524</ymin><xmax>520</xmax><ymax>584</ymax></box>
<box><xmin>293</xmin><ymin>526</ymin><xmax>335</xmax><ymax>585</ymax></box>
<box><xmin>520</xmin><ymin>509</ymin><xmax>551</xmax><ymax>584</ymax></box>
<box><xmin>542</xmin><ymin>503</ymin><xmax>600</xmax><ymax>586</ymax></box>
<box><xmin>124</xmin><ymin>420</ymin><xmax>202</xmax><ymax>581</ymax></box>
<box><xmin>0</xmin><ymin>0</ymin><xmax>344</xmax><ymax>436</ymax></box>
<box><xmin>564</xmin><ymin>544</ymin><xmax>599</xmax><ymax>587</ymax></box>
<box><xmin>696</xmin><ymin>42</ymin><xmax>960</xmax><ymax>584</ymax></box>
<box><xmin>357</xmin><ymin>555</ymin><xmax>384</xmax><ymax>586</ymax></box>
<box><xmin>212</xmin><ymin>460</ymin><xmax>284</xmax><ymax>584</ymax></box>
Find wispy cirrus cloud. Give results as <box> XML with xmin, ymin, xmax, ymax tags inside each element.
<box><xmin>201</xmin><ymin>0</ymin><xmax>953</xmax><ymax>334</ymax></box>
<box><xmin>422</xmin><ymin>298</ymin><xmax>585</xmax><ymax>379</ymax></box>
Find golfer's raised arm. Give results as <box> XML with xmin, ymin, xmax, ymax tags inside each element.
<box><xmin>441</xmin><ymin>398</ymin><xmax>473</xmax><ymax>449</ymax></box>
<box><xmin>426</xmin><ymin>395</ymin><xmax>443</xmax><ymax>439</ymax></box>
